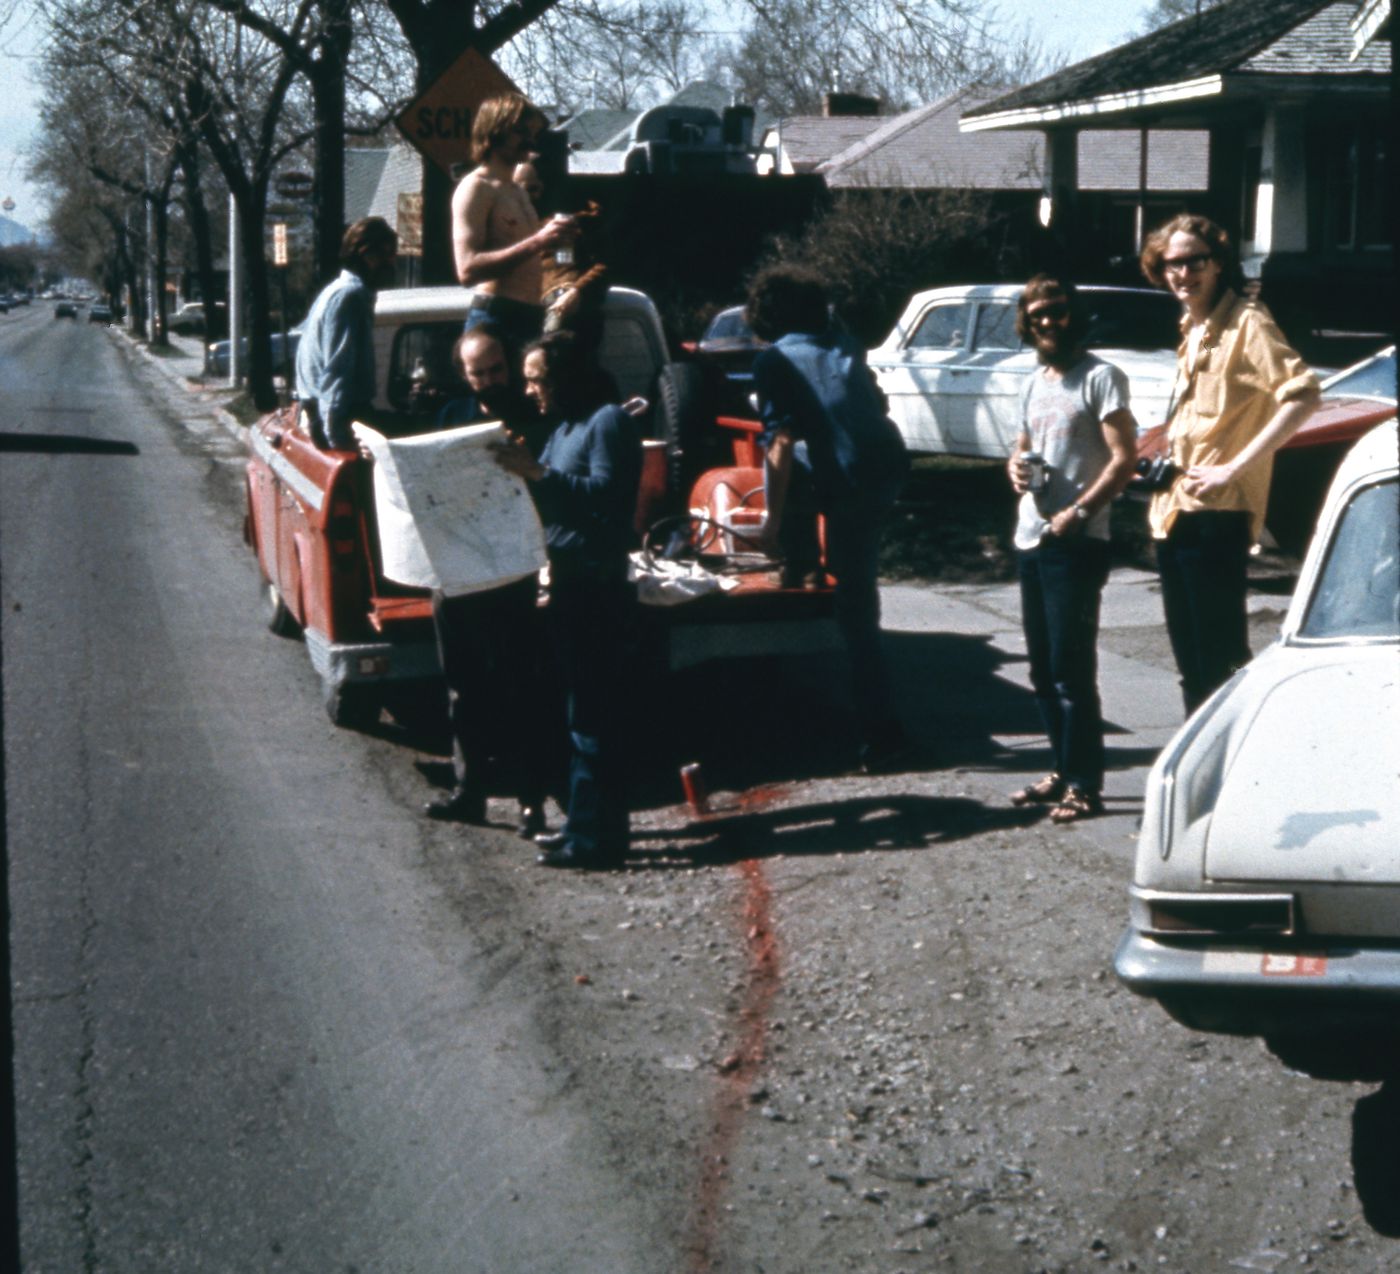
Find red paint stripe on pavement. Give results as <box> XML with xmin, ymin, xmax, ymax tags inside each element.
<box><xmin>685</xmin><ymin>858</ymin><xmax>781</xmax><ymax>1272</ymax></box>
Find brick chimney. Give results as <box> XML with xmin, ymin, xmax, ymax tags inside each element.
<box><xmin>823</xmin><ymin>92</ymin><xmax>880</xmax><ymax>117</ymax></box>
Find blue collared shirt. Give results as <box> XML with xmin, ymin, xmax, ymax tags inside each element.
<box><xmin>754</xmin><ymin>326</ymin><xmax>907</xmax><ymax>505</ymax></box>
<box><xmin>294</xmin><ymin>269</ymin><xmax>376</xmax><ymax>449</ymax></box>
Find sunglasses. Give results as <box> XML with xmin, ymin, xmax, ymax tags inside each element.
<box><xmin>1028</xmin><ymin>302</ymin><xmax>1070</xmax><ymax>324</ymax></box>
<box><xmin>1162</xmin><ymin>253</ymin><xmax>1212</xmax><ymax>275</ymax></box>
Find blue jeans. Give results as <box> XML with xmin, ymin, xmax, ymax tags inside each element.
<box><xmin>463</xmin><ymin>295</ymin><xmax>545</xmax><ymax>364</ymax></box>
<box><xmin>1017</xmin><ymin>535</ymin><xmax>1111</xmax><ymax>794</ymax></box>
<box><xmin>548</xmin><ymin>573</ymin><xmax>633</xmax><ymax>857</ymax></box>
<box><xmin>825</xmin><ymin>484</ymin><xmax>902</xmax><ymax>738</ymax></box>
<box><xmin>1155</xmin><ymin>510</ymin><xmax>1252</xmax><ymax>714</ymax></box>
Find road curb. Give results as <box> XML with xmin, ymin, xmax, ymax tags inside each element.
<box><xmin>118</xmin><ymin>325</ymin><xmax>246</xmax><ymax>442</ymax></box>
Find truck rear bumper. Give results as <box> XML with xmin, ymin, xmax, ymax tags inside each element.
<box><xmin>667</xmin><ymin>617</ymin><xmax>842</xmax><ymax>670</ymax></box>
<box><xmin>304</xmin><ymin>628</ymin><xmax>442</xmax><ymax>689</ymax></box>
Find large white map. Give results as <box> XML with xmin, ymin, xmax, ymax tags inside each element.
<box><xmin>353</xmin><ymin>421</ymin><xmax>546</xmax><ymax>597</ymax></box>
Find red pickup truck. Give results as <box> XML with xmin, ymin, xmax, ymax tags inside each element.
<box><xmin>244</xmin><ymin>285</ymin><xmax>836</xmax><ymax>727</ymax></box>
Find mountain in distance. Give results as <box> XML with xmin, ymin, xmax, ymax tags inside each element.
<box><xmin>0</xmin><ymin>215</ymin><xmax>38</xmax><ymax>246</ymax></box>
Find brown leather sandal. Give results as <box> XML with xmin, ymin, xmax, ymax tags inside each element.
<box><xmin>1009</xmin><ymin>773</ymin><xmax>1065</xmax><ymax>806</ymax></box>
<box><xmin>1049</xmin><ymin>787</ymin><xmax>1102</xmax><ymax>823</ymax></box>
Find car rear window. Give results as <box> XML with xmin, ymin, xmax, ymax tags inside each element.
<box><xmin>705</xmin><ymin>310</ymin><xmax>749</xmax><ymax>341</ymax></box>
<box><xmin>1082</xmin><ymin>292</ymin><xmax>1180</xmax><ymax>353</ymax></box>
<box><xmin>1300</xmin><ymin>477</ymin><xmax>1400</xmax><ymax>640</ymax></box>
<box><xmin>974</xmin><ymin>303</ymin><xmax>1021</xmax><ymax>351</ymax></box>
<box><xmin>387</xmin><ymin>322</ymin><xmax>465</xmax><ymax>413</ymax></box>
<box><xmin>1322</xmin><ymin>348</ymin><xmax>1397</xmax><ymax>402</ymax></box>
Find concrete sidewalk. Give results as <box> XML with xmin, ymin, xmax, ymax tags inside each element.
<box><xmin>121</xmin><ymin>325</ymin><xmax>255</xmax><ymax>440</ymax></box>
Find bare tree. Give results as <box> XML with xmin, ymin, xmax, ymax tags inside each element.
<box><xmin>705</xmin><ymin>0</ymin><xmax>1062</xmax><ymax>116</ymax></box>
<box><xmin>504</xmin><ymin>0</ymin><xmax>708</xmax><ymax>114</ymax></box>
<box><xmin>1138</xmin><ymin>0</ymin><xmax>1223</xmax><ymax>34</ymax></box>
<box><xmin>755</xmin><ymin>185</ymin><xmax>1033</xmax><ymax>346</ymax></box>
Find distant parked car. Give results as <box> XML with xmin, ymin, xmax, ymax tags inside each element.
<box><xmin>88</xmin><ymin>302</ymin><xmax>113</xmax><ymax>324</ymax></box>
<box><xmin>0</xmin><ymin>294</ymin><xmax>11</xmax><ymax>313</ymax></box>
<box><xmin>169</xmin><ymin>300</ymin><xmax>227</xmax><ymax>338</ymax></box>
<box><xmin>54</xmin><ymin>300</ymin><xmax>77</xmax><ymax>319</ymax></box>
<box><xmin>207</xmin><ymin>325</ymin><xmax>303</xmax><ymax>379</ymax></box>
<box><xmin>867</xmin><ymin>284</ymin><xmax>1181</xmax><ymax>459</ymax></box>
<box><xmin>1115</xmin><ymin>419</ymin><xmax>1400</xmax><ymax>1062</ymax></box>
<box><xmin>687</xmin><ymin>305</ymin><xmax>768</xmax><ymax>409</ymax></box>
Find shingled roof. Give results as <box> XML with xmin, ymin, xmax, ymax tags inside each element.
<box><xmin>559</xmin><ymin>108</ymin><xmax>638</xmax><ymax>151</ymax></box>
<box><xmin>818</xmin><ymin>88</ymin><xmax>1042</xmax><ymax>189</ymax></box>
<box><xmin>963</xmin><ymin>0</ymin><xmax>1388</xmax><ymax>130</ymax></box>
<box><xmin>345</xmin><ymin>148</ymin><xmax>391</xmax><ymax>222</ymax></box>
<box><xmin>762</xmin><ymin>116</ymin><xmax>886</xmax><ymax>173</ymax></box>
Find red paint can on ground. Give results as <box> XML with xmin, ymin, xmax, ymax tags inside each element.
<box><xmin>680</xmin><ymin>763</ymin><xmax>708</xmax><ymax>814</ymax></box>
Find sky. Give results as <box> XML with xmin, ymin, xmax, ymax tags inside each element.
<box><xmin>0</xmin><ymin>0</ymin><xmax>1154</xmax><ymax>235</ymax></box>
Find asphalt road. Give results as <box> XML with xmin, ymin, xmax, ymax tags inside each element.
<box><xmin>4</xmin><ymin>307</ymin><xmax>1398</xmax><ymax>1273</ymax></box>
<box><xmin>1</xmin><ymin>308</ymin><xmax>675</xmax><ymax>1272</ymax></box>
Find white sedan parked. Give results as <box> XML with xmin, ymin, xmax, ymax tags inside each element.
<box><xmin>1115</xmin><ymin>419</ymin><xmax>1400</xmax><ymax>1048</ymax></box>
<box><xmin>867</xmin><ymin>284</ymin><xmax>1181</xmax><ymax>458</ymax></box>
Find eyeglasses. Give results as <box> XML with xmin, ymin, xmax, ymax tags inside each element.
<box><xmin>1162</xmin><ymin>253</ymin><xmax>1212</xmax><ymax>275</ymax></box>
<box><xmin>1027</xmin><ymin>303</ymin><xmax>1069</xmax><ymax>325</ymax></box>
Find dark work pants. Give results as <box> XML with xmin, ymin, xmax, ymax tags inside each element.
<box><xmin>432</xmin><ymin>575</ymin><xmax>553</xmax><ymax>808</ymax></box>
<box><xmin>825</xmin><ymin>487</ymin><xmax>901</xmax><ymax>740</ymax></box>
<box><xmin>1017</xmin><ymin>535</ymin><xmax>1111</xmax><ymax>795</ymax></box>
<box><xmin>1154</xmin><ymin>510</ymin><xmax>1252</xmax><ymax>715</ymax></box>
<box><xmin>548</xmin><ymin>574</ymin><xmax>634</xmax><ymax>857</ymax></box>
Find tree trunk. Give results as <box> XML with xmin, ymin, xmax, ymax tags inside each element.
<box><xmin>311</xmin><ymin>0</ymin><xmax>352</xmax><ymax>283</ymax></box>
<box><xmin>238</xmin><ymin>189</ymin><xmax>279</xmax><ymax>411</ymax></box>
<box><xmin>151</xmin><ymin>187</ymin><xmax>171</xmax><ymax>348</ymax></box>
<box><xmin>178</xmin><ymin>143</ymin><xmax>222</xmax><ymax>343</ymax></box>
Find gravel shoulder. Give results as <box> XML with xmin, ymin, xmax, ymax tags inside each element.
<box><xmin>133</xmin><ymin>330</ymin><xmax>1396</xmax><ymax>1273</ymax></box>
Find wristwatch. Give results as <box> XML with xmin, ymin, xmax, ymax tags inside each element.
<box><xmin>1072</xmin><ymin>502</ymin><xmax>1090</xmax><ymax>521</ymax></box>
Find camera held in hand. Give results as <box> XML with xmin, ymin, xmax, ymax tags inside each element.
<box><xmin>1132</xmin><ymin>453</ymin><xmax>1179</xmax><ymax>492</ymax></box>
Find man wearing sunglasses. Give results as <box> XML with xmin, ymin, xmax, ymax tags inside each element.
<box><xmin>1139</xmin><ymin>214</ymin><xmax>1318</xmax><ymax>715</ymax></box>
<box><xmin>1007</xmin><ymin>275</ymin><xmax>1138</xmax><ymax>823</ymax></box>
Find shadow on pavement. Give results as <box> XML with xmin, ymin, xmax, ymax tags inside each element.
<box><xmin>383</xmin><ymin>624</ymin><xmax>1149</xmax><ymax>819</ymax></box>
<box><xmin>627</xmin><ymin>792</ymin><xmax>1041</xmax><ymax>868</ymax></box>
<box><xmin>1263</xmin><ymin>1031</ymin><xmax>1400</xmax><ymax>1238</ymax></box>
<box><xmin>1353</xmin><ymin>1082</ymin><xmax>1400</xmax><ymax>1237</ymax></box>
<box><xmin>0</xmin><ymin>432</ymin><xmax>140</xmax><ymax>456</ymax></box>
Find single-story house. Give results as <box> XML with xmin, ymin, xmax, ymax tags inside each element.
<box><xmin>960</xmin><ymin>0</ymin><xmax>1391</xmax><ymax>342</ymax></box>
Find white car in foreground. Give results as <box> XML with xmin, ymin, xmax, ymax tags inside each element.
<box><xmin>1115</xmin><ymin>420</ymin><xmax>1400</xmax><ymax>1052</ymax></box>
<box><xmin>867</xmin><ymin>284</ymin><xmax>1181</xmax><ymax>458</ymax></box>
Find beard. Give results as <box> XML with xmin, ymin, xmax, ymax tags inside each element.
<box><xmin>1035</xmin><ymin>330</ymin><xmax>1079</xmax><ymax>368</ymax></box>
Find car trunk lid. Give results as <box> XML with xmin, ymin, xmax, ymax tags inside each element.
<box><xmin>1205</xmin><ymin>653</ymin><xmax>1400</xmax><ymax>885</ymax></box>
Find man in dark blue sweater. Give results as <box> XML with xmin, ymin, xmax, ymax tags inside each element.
<box><xmin>493</xmin><ymin>332</ymin><xmax>641</xmax><ymax>868</ymax></box>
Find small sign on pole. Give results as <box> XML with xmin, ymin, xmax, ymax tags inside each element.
<box><xmin>396</xmin><ymin>194</ymin><xmax>423</xmax><ymax>258</ymax></box>
<box><xmin>273</xmin><ymin>223</ymin><xmax>289</xmax><ymax>267</ymax></box>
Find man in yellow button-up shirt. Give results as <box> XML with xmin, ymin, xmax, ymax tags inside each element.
<box><xmin>1140</xmin><ymin>214</ymin><xmax>1319</xmax><ymax>713</ymax></box>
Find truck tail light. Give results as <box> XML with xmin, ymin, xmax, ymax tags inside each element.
<box><xmin>330</xmin><ymin>500</ymin><xmax>358</xmax><ymax>561</ymax></box>
<box><xmin>1148</xmin><ymin>896</ymin><xmax>1294</xmax><ymax>936</ymax></box>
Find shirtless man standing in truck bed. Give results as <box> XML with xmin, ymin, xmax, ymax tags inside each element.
<box><xmin>451</xmin><ymin>94</ymin><xmax>576</xmax><ymax>356</ymax></box>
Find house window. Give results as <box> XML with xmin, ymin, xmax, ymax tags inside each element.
<box><xmin>1321</xmin><ymin>124</ymin><xmax>1388</xmax><ymax>251</ymax></box>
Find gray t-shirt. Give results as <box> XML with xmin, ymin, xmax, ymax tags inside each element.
<box><xmin>1014</xmin><ymin>354</ymin><xmax>1130</xmax><ymax>551</ymax></box>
